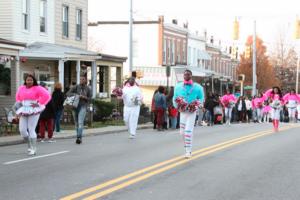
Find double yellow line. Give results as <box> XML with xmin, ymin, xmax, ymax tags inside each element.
<box><xmin>61</xmin><ymin>125</ymin><xmax>298</xmax><ymax>200</ymax></box>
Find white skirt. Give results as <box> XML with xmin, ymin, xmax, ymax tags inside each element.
<box><xmin>16</xmin><ymin>100</ymin><xmax>45</xmax><ymax>116</ymax></box>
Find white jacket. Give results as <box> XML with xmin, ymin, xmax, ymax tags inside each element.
<box><xmin>122</xmin><ymin>85</ymin><xmax>143</xmax><ymax>107</ymax></box>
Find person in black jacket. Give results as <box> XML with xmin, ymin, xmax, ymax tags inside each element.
<box><xmin>52</xmin><ymin>82</ymin><xmax>65</xmax><ymax>133</ymax></box>
<box><xmin>203</xmin><ymin>92</ymin><xmax>219</xmax><ymax>126</ymax></box>
<box><xmin>39</xmin><ymin>82</ymin><xmax>55</xmax><ymax>142</ymax></box>
<box><xmin>236</xmin><ymin>96</ymin><xmax>246</xmax><ymax>123</ymax></box>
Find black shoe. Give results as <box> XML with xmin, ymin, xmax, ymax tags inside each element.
<box><xmin>76</xmin><ymin>138</ymin><xmax>82</xmax><ymax>144</ymax></box>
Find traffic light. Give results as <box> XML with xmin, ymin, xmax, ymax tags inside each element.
<box><xmin>231</xmin><ymin>46</ymin><xmax>238</xmax><ymax>59</ymax></box>
<box><xmin>238</xmin><ymin>74</ymin><xmax>245</xmax><ymax>81</ymax></box>
<box><xmin>294</xmin><ymin>18</ymin><xmax>300</xmax><ymax>39</ymax></box>
<box><xmin>233</xmin><ymin>18</ymin><xmax>239</xmax><ymax>40</ymax></box>
<box><xmin>244</xmin><ymin>46</ymin><xmax>251</xmax><ymax>59</ymax></box>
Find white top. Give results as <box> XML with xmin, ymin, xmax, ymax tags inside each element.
<box><xmin>245</xmin><ymin>100</ymin><xmax>252</xmax><ymax>110</ymax></box>
<box><xmin>122</xmin><ymin>85</ymin><xmax>143</xmax><ymax>107</ymax></box>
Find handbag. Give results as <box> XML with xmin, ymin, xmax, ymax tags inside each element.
<box><xmin>63</xmin><ymin>94</ymin><xmax>80</xmax><ymax>109</ymax></box>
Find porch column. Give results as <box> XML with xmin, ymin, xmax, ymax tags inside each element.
<box><xmin>15</xmin><ymin>57</ymin><xmax>21</xmax><ymax>89</ymax></box>
<box><xmin>91</xmin><ymin>61</ymin><xmax>97</xmax><ymax>98</ymax></box>
<box><xmin>76</xmin><ymin>60</ymin><xmax>80</xmax><ymax>84</ymax></box>
<box><xmin>58</xmin><ymin>59</ymin><xmax>64</xmax><ymax>91</ymax></box>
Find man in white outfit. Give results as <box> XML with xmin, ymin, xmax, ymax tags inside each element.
<box><xmin>122</xmin><ymin>77</ymin><xmax>143</xmax><ymax>138</ymax></box>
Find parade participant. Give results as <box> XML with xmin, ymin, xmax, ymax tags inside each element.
<box><xmin>283</xmin><ymin>89</ymin><xmax>300</xmax><ymax>123</ymax></box>
<box><xmin>67</xmin><ymin>76</ymin><xmax>92</xmax><ymax>144</ymax></box>
<box><xmin>264</xmin><ymin>87</ymin><xmax>283</xmax><ymax>132</ymax></box>
<box><xmin>15</xmin><ymin>74</ymin><xmax>51</xmax><ymax>155</ymax></box>
<box><xmin>122</xmin><ymin>77</ymin><xmax>143</xmax><ymax>139</ymax></box>
<box><xmin>173</xmin><ymin>70</ymin><xmax>204</xmax><ymax>158</ymax></box>
<box><xmin>252</xmin><ymin>93</ymin><xmax>264</xmax><ymax>123</ymax></box>
<box><xmin>221</xmin><ymin>90</ymin><xmax>237</xmax><ymax>125</ymax></box>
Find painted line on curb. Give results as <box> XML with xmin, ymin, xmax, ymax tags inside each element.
<box><xmin>3</xmin><ymin>151</ymin><xmax>70</xmax><ymax>165</ymax></box>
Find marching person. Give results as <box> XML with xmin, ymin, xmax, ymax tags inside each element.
<box><xmin>252</xmin><ymin>93</ymin><xmax>264</xmax><ymax>123</ymax></box>
<box><xmin>264</xmin><ymin>87</ymin><xmax>283</xmax><ymax>132</ymax></box>
<box><xmin>173</xmin><ymin>70</ymin><xmax>204</xmax><ymax>158</ymax></box>
<box><xmin>67</xmin><ymin>76</ymin><xmax>92</xmax><ymax>144</ymax></box>
<box><xmin>122</xmin><ymin>77</ymin><xmax>143</xmax><ymax>139</ymax></box>
<box><xmin>283</xmin><ymin>89</ymin><xmax>300</xmax><ymax>123</ymax></box>
<box><xmin>221</xmin><ymin>90</ymin><xmax>237</xmax><ymax>125</ymax></box>
<box><xmin>15</xmin><ymin>74</ymin><xmax>51</xmax><ymax>155</ymax></box>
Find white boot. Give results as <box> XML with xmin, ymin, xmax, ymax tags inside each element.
<box><xmin>28</xmin><ymin>138</ymin><xmax>37</xmax><ymax>156</ymax></box>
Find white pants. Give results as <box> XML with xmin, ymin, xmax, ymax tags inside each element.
<box><xmin>123</xmin><ymin>106</ymin><xmax>140</xmax><ymax>136</ymax></box>
<box><xmin>271</xmin><ymin>108</ymin><xmax>281</xmax><ymax>120</ymax></box>
<box><xmin>179</xmin><ymin>112</ymin><xmax>197</xmax><ymax>153</ymax></box>
<box><xmin>19</xmin><ymin>114</ymin><xmax>40</xmax><ymax>139</ymax></box>
<box><xmin>225</xmin><ymin>107</ymin><xmax>233</xmax><ymax>122</ymax></box>
<box><xmin>288</xmin><ymin>107</ymin><xmax>297</xmax><ymax>119</ymax></box>
<box><xmin>256</xmin><ymin>108</ymin><xmax>263</xmax><ymax>122</ymax></box>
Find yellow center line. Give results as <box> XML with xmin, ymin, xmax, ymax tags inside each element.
<box><xmin>83</xmin><ymin>130</ymin><xmax>277</xmax><ymax>200</ymax></box>
<box><xmin>61</xmin><ymin>124</ymin><xmax>299</xmax><ymax>200</ymax></box>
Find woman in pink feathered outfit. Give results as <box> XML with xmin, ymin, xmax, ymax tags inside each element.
<box><xmin>221</xmin><ymin>90</ymin><xmax>237</xmax><ymax>125</ymax></box>
<box><xmin>264</xmin><ymin>87</ymin><xmax>283</xmax><ymax>132</ymax></box>
<box><xmin>283</xmin><ymin>89</ymin><xmax>300</xmax><ymax>123</ymax></box>
<box><xmin>15</xmin><ymin>74</ymin><xmax>51</xmax><ymax>155</ymax></box>
<box><xmin>252</xmin><ymin>93</ymin><xmax>264</xmax><ymax>123</ymax></box>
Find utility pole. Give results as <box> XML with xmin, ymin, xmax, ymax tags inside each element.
<box><xmin>252</xmin><ymin>20</ymin><xmax>257</xmax><ymax>96</ymax></box>
<box><xmin>129</xmin><ymin>0</ymin><xmax>133</xmax><ymax>74</ymax></box>
<box><xmin>296</xmin><ymin>57</ymin><xmax>299</xmax><ymax>93</ymax></box>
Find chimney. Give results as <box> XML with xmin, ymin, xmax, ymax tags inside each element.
<box><xmin>183</xmin><ymin>22</ymin><xmax>189</xmax><ymax>29</ymax></box>
<box><xmin>203</xmin><ymin>29</ymin><xmax>207</xmax><ymax>41</ymax></box>
<box><xmin>210</xmin><ymin>36</ymin><xmax>214</xmax><ymax>44</ymax></box>
<box><xmin>172</xmin><ymin>19</ymin><xmax>178</xmax><ymax>25</ymax></box>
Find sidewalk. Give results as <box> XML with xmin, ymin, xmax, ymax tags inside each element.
<box><xmin>0</xmin><ymin>123</ymin><xmax>153</xmax><ymax>147</ymax></box>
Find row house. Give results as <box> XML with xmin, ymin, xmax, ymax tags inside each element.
<box><xmin>0</xmin><ymin>0</ymin><xmax>126</xmax><ymax>116</ymax></box>
<box><xmin>206</xmin><ymin>42</ymin><xmax>238</xmax><ymax>95</ymax></box>
<box><xmin>89</xmin><ymin>16</ymin><xmax>215</xmax><ymax>105</ymax></box>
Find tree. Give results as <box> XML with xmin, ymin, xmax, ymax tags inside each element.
<box><xmin>269</xmin><ymin>27</ymin><xmax>298</xmax><ymax>92</ymax></box>
<box><xmin>237</xmin><ymin>36</ymin><xmax>279</xmax><ymax>94</ymax></box>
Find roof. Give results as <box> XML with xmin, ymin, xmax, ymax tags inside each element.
<box><xmin>20</xmin><ymin>42</ymin><xmax>100</xmax><ymax>60</ymax></box>
<box><xmin>0</xmin><ymin>38</ymin><xmax>26</xmax><ymax>47</ymax></box>
<box><xmin>99</xmin><ymin>53</ymin><xmax>127</xmax><ymax>62</ymax></box>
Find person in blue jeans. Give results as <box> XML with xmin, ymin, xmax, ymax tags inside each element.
<box><xmin>67</xmin><ymin>76</ymin><xmax>91</xmax><ymax>144</ymax></box>
<box><xmin>52</xmin><ymin>82</ymin><xmax>65</xmax><ymax>133</ymax></box>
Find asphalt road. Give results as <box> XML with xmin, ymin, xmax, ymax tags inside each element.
<box><xmin>1</xmin><ymin>122</ymin><xmax>300</xmax><ymax>200</ymax></box>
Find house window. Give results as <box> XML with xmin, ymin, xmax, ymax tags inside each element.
<box><xmin>177</xmin><ymin>40</ymin><xmax>181</xmax><ymax>63</ymax></box>
<box><xmin>40</xmin><ymin>0</ymin><xmax>46</xmax><ymax>33</ymax></box>
<box><xmin>163</xmin><ymin>39</ymin><xmax>167</xmax><ymax>65</ymax></box>
<box><xmin>62</xmin><ymin>5</ymin><xmax>69</xmax><ymax>37</ymax></box>
<box><xmin>0</xmin><ymin>61</ymin><xmax>11</xmax><ymax>96</ymax></box>
<box><xmin>76</xmin><ymin>9</ymin><xmax>82</xmax><ymax>40</ymax></box>
<box><xmin>22</xmin><ymin>0</ymin><xmax>29</xmax><ymax>30</ymax></box>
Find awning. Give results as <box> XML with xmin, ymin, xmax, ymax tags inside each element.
<box><xmin>20</xmin><ymin>42</ymin><xmax>101</xmax><ymax>61</ymax></box>
<box><xmin>198</xmin><ymin>50</ymin><xmax>211</xmax><ymax>60</ymax></box>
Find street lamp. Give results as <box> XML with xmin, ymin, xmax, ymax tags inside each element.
<box><xmin>294</xmin><ymin>17</ymin><xmax>300</xmax><ymax>93</ymax></box>
<box><xmin>129</xmin><ymin>0</ymin><xmax>133</xmax><ymax>74</ymax></box>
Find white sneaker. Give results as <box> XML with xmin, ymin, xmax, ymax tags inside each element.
<box><xmin>184</xmin><ymin>152</ymin><xmax>192</xmax><ymax>159</ymax></box>
<box><xmin>129</xmin><ymin>135</ymin><xmax>135</xmax><ymax>139</ymax></box>
<box><xmin>28</xmin><ymin>149</ymin><xmax>36</xmax><ymax>156</ymax></box>
<box><xmin>48</xmin><ymin>138</ymin><xmax>56</xmax><ymax>143</ymax></box>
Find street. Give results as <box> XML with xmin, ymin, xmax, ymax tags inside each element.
<box><xmin>1</xmin><ymin>123</ymin><xmax>300</xmax><ymax>200</ymax></box>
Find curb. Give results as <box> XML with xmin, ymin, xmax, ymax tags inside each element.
<box><xmin>0</xmin><ymin>124</ymin><xmax>153</xmax><ymax>147</ymax></box>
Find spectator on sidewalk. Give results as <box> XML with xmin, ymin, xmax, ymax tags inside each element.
<box><xmin>67</xmin><ymin>76</ymin><xmax>92</xmax><ymax>144</ymax></box>
<box><xmin>151</xmin><ymin>90</ymin><xmax>158</xmax><ymax>129</ymax></box>
<box><xmin>39</xmin><ymin>82</ymin><xmax>55</xmax><ymax>142</ymax></box>
<box><xmin>52</xmin><ymin>82</ymin><xmax>65</xmax><ymax>134</ymax></box>
<box><xmin>236</xmin><ymin>96</ymin><xmax>246</xmax><ymax>123</ymax></box>
<box><xmin>154</xmin><ymin>86</ymin><xmax>167</xmax><ymax>131</ymax></box>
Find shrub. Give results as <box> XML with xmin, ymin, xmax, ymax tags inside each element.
<box><xmin>93</xmin><ymin>99</ymin><xmax>115</xmax><ymax>121</ymax></box>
